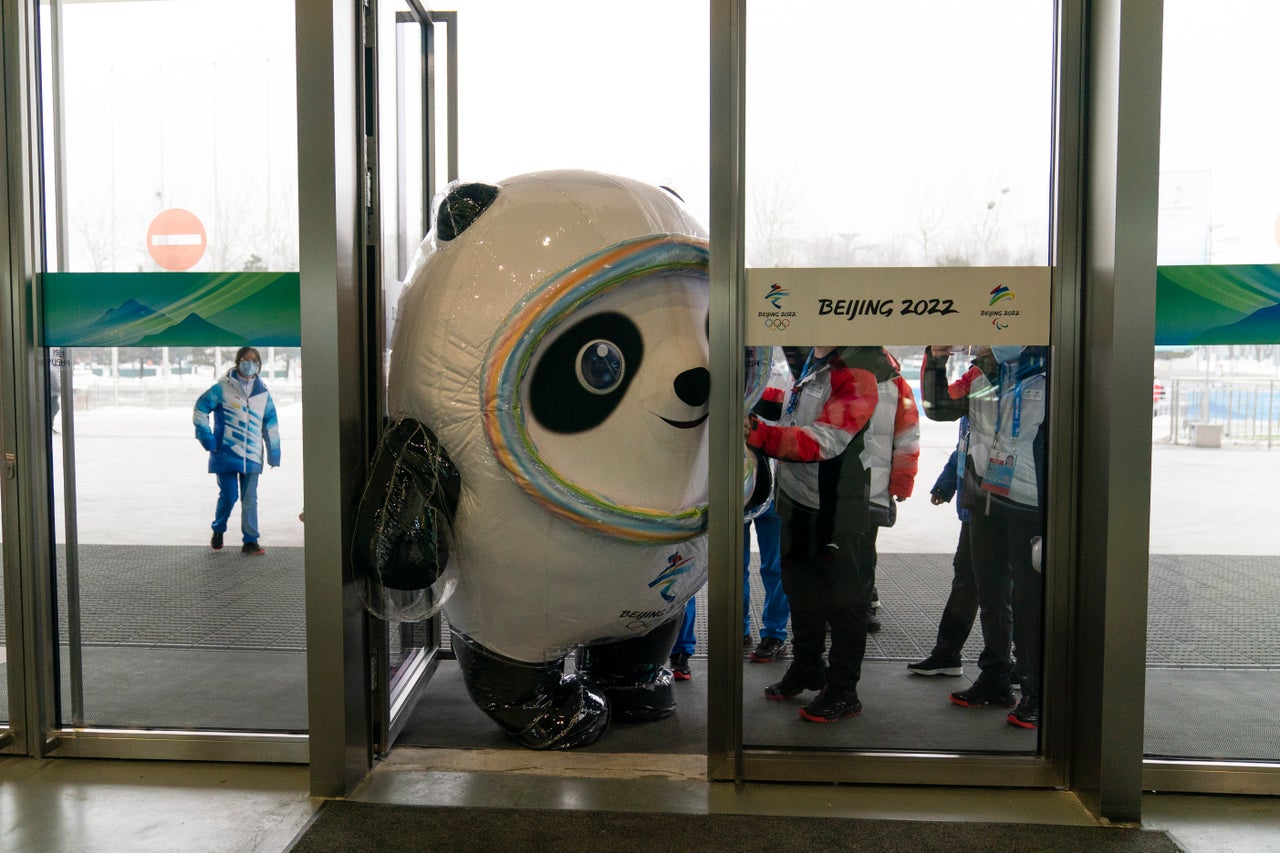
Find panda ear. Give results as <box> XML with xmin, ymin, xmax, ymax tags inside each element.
<box><xmin>434</xmin><ymin>182</ymin><xmax>499</xmax><ymax>241</ymax></box>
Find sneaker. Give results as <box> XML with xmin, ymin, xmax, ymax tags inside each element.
<box><xmin>670</xmin><ymin>652</ymin><xmax>692</xmax><ymax>681</ymax></box>
<box><xmin>950</xmin><ymin>677</ymin><xmax>1016</xmax><ymax>709</ymax></box>
<box><xmin>865</xmin><ymin>609</ymin><xmax>882</xmax><ymax>634</ymax></box>
<box><xmin>799</xmin><ymin>686</ymin><xmax>862</xmax><ymax>722</ymax></box>
<box><xmin>242</xmin><ymin>541</ymin><xmax>265</xmax><ymax>556</ymax></box>
<box><xmin>210</xmin><ymin>532</ymin><xmax>224</xmax><ymax>550</ymax></box>
<box><xmin>870</xmin><ymin>587</ymin><xmax>881</xmax><ymax>610</ymax></box>
<box><xmin>750</xmin><ymin>636</ymin><xmax>785</xmax><ymax>663</ymax></box>
<box><xmin>764</xmin><ymin>665</ymin><xmax>824</xmax><ymax>700</ymax></box>
<box><xmin>743</xmin><ymin>633</ymin><xmax>754</xmax><ymax>648</ymax></box>
<box><xmin>1008</xmin><ymin>694</ymin><xmax>1039</xmax><ymax>729</ymax></box>
<box><xmin>907</xmin><ymin>654</ymin><xmax>963</xmax><ymax>677</ymax></box>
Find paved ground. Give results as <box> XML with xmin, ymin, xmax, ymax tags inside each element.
<box><xmin>2</xmin><ymin>395</ymin><xmax>1278</xmax><ymax>760</ymax></box>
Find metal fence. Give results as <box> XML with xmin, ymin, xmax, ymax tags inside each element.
<box><xmin>71</xmin><ymin>374</ymin><xmax>303</xmax><ymax>410</ymax></box>
<box><xmin>1160</xmin><ymin>377</ymin><xmax>1280</xmax><ymax>447</ymax></box>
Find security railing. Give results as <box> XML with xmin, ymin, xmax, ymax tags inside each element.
<box><xmin>1162</xmin><ymin>377</ymin><xmax>1280</xmax><ymax>447</ymax></box>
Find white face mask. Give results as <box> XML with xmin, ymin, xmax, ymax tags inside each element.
<box><xmin>991</xmin><ymin>345</ymin><xmax>1023</xmax><ymax>365</ymax></box>
<box><xmin>239</xmin><ymin>360</ymin><xmax>260</xmax><ymax>378</ymax></box>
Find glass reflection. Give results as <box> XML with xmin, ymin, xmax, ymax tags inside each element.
<box><xmin>742</xmin><ymin>344</ymin><xmax>1046</xmax><ymax>753</ymax></box>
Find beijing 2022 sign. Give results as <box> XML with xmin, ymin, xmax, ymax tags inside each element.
<box><xmin>745</xmin><ymin>266</ymin><xmax>1051</xmax><ymax>346</ymax></box>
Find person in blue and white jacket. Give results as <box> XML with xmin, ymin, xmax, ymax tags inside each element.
<box><xmin>920</xmin><ymin>344</ymin><xmax>1048</xmax><ymax>730</ymax></box>
<box><xmin>194</xmin><ymin>346</ymin><xmax>281</xmax><ymax>555</ymax></box>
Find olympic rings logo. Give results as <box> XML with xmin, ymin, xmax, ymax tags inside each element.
<box><xmin>764</xmin><ymin>318</ymin><xmax>791</xmax><ymax>330</ymax></box>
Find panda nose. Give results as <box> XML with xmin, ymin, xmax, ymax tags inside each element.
<box><xmin>674</xmin><ymin>367</ymin><xmax>711</xmax><ymax>407</ymax></box>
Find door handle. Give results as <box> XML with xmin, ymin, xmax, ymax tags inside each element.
<box><xmin>3</xmin><ymin>452</ymin><xmax>15</xmax><ymax>480</ymax></box>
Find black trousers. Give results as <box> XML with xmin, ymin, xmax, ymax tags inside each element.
<box><xmin>930</xmin><ymin>521</ymin><xmax>977</xmax><ymax>661</ymax></box>
<box><xmin>967</xmin><ymin>509</ymin><xmax>1044</xmax><ymax>701</ymax></box>
<box><xmin>777</xmin><ymin>494</ymin><xmax>873</xmax><ymax>692</ymax></box>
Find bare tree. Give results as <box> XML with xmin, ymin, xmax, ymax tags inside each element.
<box><xmin>746</xmin><ymin>168</ymin><xmax>803</xmax><ymax>268</ymax></box>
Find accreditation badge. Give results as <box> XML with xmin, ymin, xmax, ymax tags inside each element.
<box><xmin>981</xmin><ymin>453</ymin><xmax>1016</xmax><ymax>496</ymax></box>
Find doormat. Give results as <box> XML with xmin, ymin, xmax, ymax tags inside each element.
<box><xmin>286</xmin><ymin>801</ymin><xmax>1185</xmax><ymax>852</ymax></box>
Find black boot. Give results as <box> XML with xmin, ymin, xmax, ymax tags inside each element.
<box><xmin>799</xmin><ymin>685</ymin><xmax>862</xmax><ymax>722</ymax></box>
<box><xmin>764</xmin><ymin>663</ymin><xmax>825</xmax><ymax>700</ymax></box>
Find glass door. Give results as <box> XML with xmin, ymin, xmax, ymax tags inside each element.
<box><xmin>716</xmin><ymin>0</ymin><xmax>1066</xmax><ymax>787</ymax></box>
<box><xmin>365</xmin><ymin>1</ymin><xmax>456</xmax><ymax>754</ymax></box>
<box><xmin>355</xmin><ymin>0</ymin><xmax>714</xmax><ymax>761</ymax></box>
<box><xmin>1144</xmin><ymin>0</ymin><xmax>1280</xmax><ymax>794</ymax></box>
<box><xmin>33</xmin><ymin>0</ymin><xmax>307</xmax><ymax>759</ymax></box>
<box><xmin>2</xmin><ymin>0</ymin><xmax>39</xmax><ymax>754</ymax></box>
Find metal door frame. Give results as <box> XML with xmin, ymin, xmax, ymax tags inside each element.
<box><xmin>0</xmin><ymin>0</ymin><xmax>309</xmax><ymax>763</ymax></box>
<box><xmin>362</xmin><ymin>0</ymin><xmax>459</xmax><ymax>758</ymax></box>
<box><xmin>705</xmin><ymin>0</ymin><xmax>1167</xmax><ymax>820</ymax></box>
<box><xmin>300</xmin><ymin>0</ymin><xmax>1277</xmax><ymax>810</ymax></box>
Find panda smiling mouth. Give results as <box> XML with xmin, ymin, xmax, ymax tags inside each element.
<box><xmin>660</xmin><ymin>413</ymin><xmax>709</xmax><ymax>429</ymax></box>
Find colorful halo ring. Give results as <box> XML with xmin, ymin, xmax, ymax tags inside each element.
<box><xmin>741</xmin><ymin>346</ymin><xmax>771</xmax><ymax>516</ymax></box>
<box><xmin>482</xmin><ymin>234</ymin><xmax>710</xmax><ymax>543</ymax></box>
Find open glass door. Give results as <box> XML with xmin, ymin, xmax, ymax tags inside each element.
<box><xmin>365</xmin><ymin>0</ymin><xmax>457</xmax><ymax>754</ymax></box>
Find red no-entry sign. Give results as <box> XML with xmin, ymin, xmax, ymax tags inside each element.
<box><xmin>147</xmin><ymin>208</ymin><xmax>207</xmax><ymax>271</ymax></box>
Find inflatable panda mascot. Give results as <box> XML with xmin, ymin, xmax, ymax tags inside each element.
<box><xmin>354</xmin><ymin>170</ymin><xmax>740</xmax><ymax>749</ymax></box>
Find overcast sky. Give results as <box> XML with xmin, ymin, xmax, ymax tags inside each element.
<box><xmin>50</xmin><ymin>0</ymin><xmax>1280</xmax><ymax>271</ymax></box>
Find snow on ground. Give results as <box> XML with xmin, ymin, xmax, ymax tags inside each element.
<box><xmin>20</xmin><ymin>373</ymin><xmax>1280</xmax><ymax>556</ymax></box>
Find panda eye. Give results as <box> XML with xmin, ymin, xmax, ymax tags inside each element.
<box><xmin>577</xmin><ymin>340</ymin><xmax>625</xmax><ymax>394</ymax></box>
<box><xmin>529</xmin><ymin>311</ymin><xmax>643</xmax><ymax>434</ymax></box>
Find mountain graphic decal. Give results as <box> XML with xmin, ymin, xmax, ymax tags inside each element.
<box><xmin>135</xmin><ymin>312</ymin><xmax>239</xmax><ymax>346</ymax></box>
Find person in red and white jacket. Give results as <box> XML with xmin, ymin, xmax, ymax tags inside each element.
<box><xmin>744</xmin><ymin>345</ymin><xmax>902</xmax><ymax>723</ymax></box>
<box><xmin>855</xmin><ymin>349</ymin><xmax>920</xmax><ymax>632</ymax></box>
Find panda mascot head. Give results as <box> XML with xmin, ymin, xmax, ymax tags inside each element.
<box><xmin>354</xmin><ymin>170</ymin><xmax>713</xmax><ymax>748</ymax></box>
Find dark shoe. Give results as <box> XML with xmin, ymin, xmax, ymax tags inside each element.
<box><xmin>799</xmin><ymin>686</ymin><xmax>862</xmax><ymax>722</ymax></box>
<box><xmin>764</xmin><ymin>665</ymin><xmax>824</xmax><ymax>700</ymax></box>
<box><xmin>669</xmin><ymin>653</ymin><xmax>692</xmax><ymax>681</ymax></box>
<box><xmin>1008</xmin><ymin>694</ymin><xmax>1039</xmax><ymax>729</ymax></box>
<box><xmin>743</xmin><ymin>633</ymin><xmax>754</xmax><ymax>648</ymax></box>
<box><xmin>750</xmin><ymin>636</ymin><xmax>785</xmax><ymax>663</ymax></box>
<box><xmin>242</xmin><ymin>541</ymin><xmax>265</xmax><ymax>556</ymax></box>
<box><xmin>950</xmin><ymin>677</ymin><xmax>1016</xmax><ymax>708</ymax></box>
<box><xmin>210</xmin><ymin>532</ymin><xmax>223</xmax><ymax>550</ymax></box>
<box><xmin>907</xmin><ymin>654</ymin><xmax>963</xmax><ymax>677</ymax></box>
<box><xmin>865</xmin><ymin>609</ymin><xmax>882</xmax><ymax>634</ymax></box>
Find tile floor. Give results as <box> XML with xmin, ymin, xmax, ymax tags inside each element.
<box><xmin>1</xmin><ymin>754</ymin><xmax>1278</xmax><ymax>852</ymax></box>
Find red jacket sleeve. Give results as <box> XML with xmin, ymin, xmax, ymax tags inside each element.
<box><xmin>888</xmin><ymin>374</ymin><xmax>921</xmax><ymax>499</ymax></box>
<box><xmin>747</xmin><ymin>364</ymin><xmax>878</xmax><ymax>463</ymax></box>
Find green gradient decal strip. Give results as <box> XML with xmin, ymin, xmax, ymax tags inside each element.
<box><xmin>41</xmin><ymin>272</ymin><xmax>301</xmax><ymax>346</ymax></box>
<box><xmin>1157</xmin><ymin>264</ymin><xmax>1280</xmax><ymax>346</ymax></box>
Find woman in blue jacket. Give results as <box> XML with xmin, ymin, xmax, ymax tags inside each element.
<box><xmin>193</xmin><ymin>346</ymin><xmax>281</xmax><ymax>554</ymax></box>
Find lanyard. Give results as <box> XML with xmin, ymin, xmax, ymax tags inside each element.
<box><xmin>992</xmin><ymin>362</ymin><xmax>1024</xmax><ymax>443</ymax></box>
<box><xmin>785</xmin><ymin>350</ymin><xmax>826</xmax><ymax>416</ymax></box>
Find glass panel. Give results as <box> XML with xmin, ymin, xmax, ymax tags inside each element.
<box><xmin>369</xmin><ymin>1</ymin><xmax>438</xmax><ymax>743</ymax></box>
<box><xmin>42</xmin><ymin>0</ymin><xmax>304</xmax><ymax>732</ymax></box>
<box><xmin>0</xmin><ymin>388</ymin><xmax>7</xmax><ymax>727</ymax></box>
<box><xmin>378</xmin><ymin>0</ymin><xmax>712</xmax><ymax>752</ymax></box>
<box><xmin>1147</xmin><ymin>1</ymin><xmax>1280</xmax><ymax>763</ymax></box>
<box><xmin>745</xmin><ymin>2</ymin><xmax>1052</xmax><ymax>269</ymax></box>
<box><xmin>743</xmin><ymin>1</ymin><xmax>1054</xmax><ymax>752</ymax></box>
